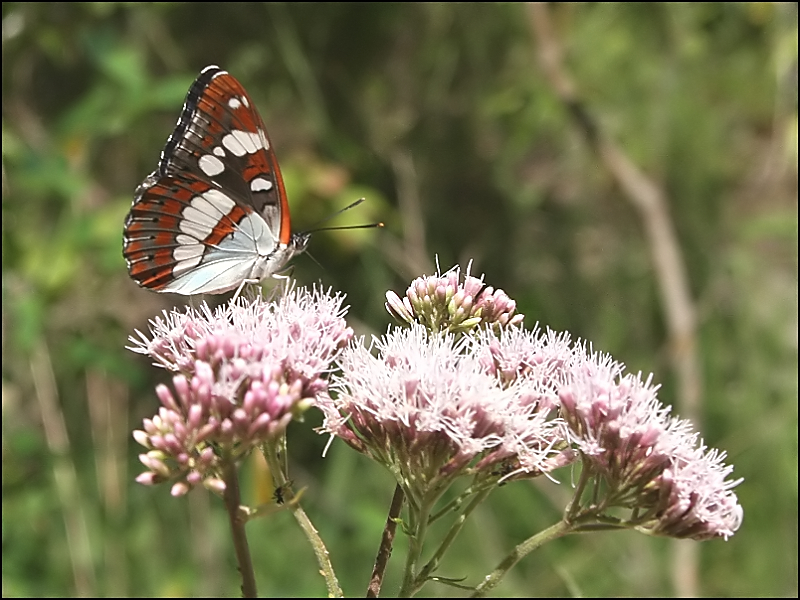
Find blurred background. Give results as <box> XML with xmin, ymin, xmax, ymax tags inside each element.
<box><xmin>2</xmin><ymin>3</ymin><xmax>796</xmax><ymax>597</ymax></box>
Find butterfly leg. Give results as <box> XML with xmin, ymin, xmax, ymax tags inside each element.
<box><xmin>230</xmin><ymin>279</ymin><xmax>261</xmax><ymax>304</ymax></box>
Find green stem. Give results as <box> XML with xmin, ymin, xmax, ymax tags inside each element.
<box><xmin>415</xmin><ymin>487</ymin><xmax>492</xmax><ymax>589</ymax></box>
<box><xmin>262</xmin><ymin>440</ymin><xmax>343</xmax><ymax>598</ymax></box>
<box><xmin>471</xmin><ymin>520</ymin><xmax>573</xmax><ymax>598</ymax></box>
<box><xmin>292</xmin><ymin>503</ymin><xmax>343</xmax><ymax>597</ymax></box>
<box><xmin>221</xmin><ymin>459</ymin><xmax>258</xmax><ymax>598</ymax></box>
<box><xmin>565</xmin><ymin>459</ymin><xmax>592</xmax><ymax>520</ymax></box>
<box><xmin>427</xmin><ymin>480</ymin><xmax>491</xmax><ymax>524</ymax></box>
<box><xmin>397</xmin><ymin>490</ymin><xmax>438</xmax><ymax>597</ymax></box>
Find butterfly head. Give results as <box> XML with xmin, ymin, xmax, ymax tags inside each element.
<box><xmin>290</xmin><ymin>231</ymin><xmax>311</xmax><ymax>257</ymax></box>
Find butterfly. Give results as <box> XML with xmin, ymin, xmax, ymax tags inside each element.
<box><xmin>122</xmin><ymin>65</ymin><xmax>310</xmax><ymax>295</ymax></box>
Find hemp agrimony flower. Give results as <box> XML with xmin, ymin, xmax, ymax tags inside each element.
<box><xmin>318</xmin><ymin>325</ymin><xmax>565</xmax><ymax>492</ymax></box>
<box><xmin>385</xmin><ymin>262</ymin><xmax>524</xmax><ymax>335</ymax></box>
<box><xmin>317</xmin><ymin>322</ymin><xmax>570</xmax><ymax>597</ymax></box>
<box><xmin>322</xmin><ymin>263</ymin><xmax>742</xmax><ymax>597</ymax></box>
<box><xmin>559</xmin><ymin>367</ymin><xmax>743</xmax><ymax>541</ymax></box>
<box><xmin>129</xmin><ymin>287</ymin><xmax>352</xmax><ymax>495</ymax></box>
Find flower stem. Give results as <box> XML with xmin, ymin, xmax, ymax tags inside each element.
<box><xmin>398</xmin><ymin>498</ymin><xmax>432</xmax><ymax>598</ymax></box>
<box><xmin>261</xmin><ymin>440</ymin><xmax>343</xmax><ymax>598</ymax></box>
<box><xmin>366</xmin><ymin>484</ymin><xmax>405</xmax><ymax>598</ymax></box>
<box><xmin>397</xmin><ymin>488</ymin><xmax>440</xmax><ymax>597</ymax></box>
<box><xmin>565</xmin><ymin>458</ymin><xmax>592</xmax><ymax>520</ymax></box>
<box><xmin>470</xmin><ymin>520</ymin><xmax>573</xmax><ymax>598</ymax></box>
<box><xmin>291</xmin><ymin>502</ymin><xmax>343</xmax><ymax>598</ymax></box>
<box><xmin>416</xmin><ymin>487</ymin><xmax>492</xmax><ymax>586</ymax></box>
<box><xmin>221</xmin><ymin>459</ymin><xmax>258</xmax><ymax>598</ymax></box>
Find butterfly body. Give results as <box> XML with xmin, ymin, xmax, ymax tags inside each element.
<box><xmin>123</xmin><ymin>65</ymin><xmax>309</xmax><ymax>295</ymax></box>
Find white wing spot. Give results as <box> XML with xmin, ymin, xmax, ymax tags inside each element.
<box><xmin>198</xmin><ymin>154</ymin><xmax>225</xmax><ymax>177</ymax></box>
<box><xmin>202</xmin><ymin>189</ymin><xmax>237</xmax><ymax>212</ymax></box>
<box><xmin>172</xmin><ymin>254</ymin><xmax>204</xmax><ymax>275</ymax></box>
<box><xmin>228</xmin><ymin>97</ymin><xmax>242</xmax><ymax>110</ymax></box>
<box><xmin>213</xmin><ymin>146</ymin><xmax>226</xmax><ymax>157</ymax></box>
<box><xmin>222</xmin><ymin>132</ymin><xmax>246</xmax><ymax>156</ymax></box>
<box><xmin>178</xmin><ymin>220</ymin><xmax>210</xmax><ymax>240</ymax></box>
<box><xmin>258</xmin><ymin>129</ymin><xmax>270</xmax><ymax>151</ymax></box>
<box><xmin>176</xmin><ymin>234</ymin><xmax>198</xmax><ymax>246</ymax></box>
<box><xmin>222</xmin><ymin>130</ymin><xmax>264</xmax><ymax>156</ymax></box>
<box><xmin>250</xmin><ymin>177</ymin><xmax>273</xmax><ymax>192</ymax></box>
<box><xmin>173</xmin><ymin>242</ymin><xmax>204</xmax><ymax>265</ymax></box>
<box><xmin>241</xmin><ymin>96</ymin><xmax>250</xmax><ymax>108</ymax></box>
<box><xmin>179</xmin><ymin>191</ymin><xmax>236</xmax><ymax>238</ymax></box>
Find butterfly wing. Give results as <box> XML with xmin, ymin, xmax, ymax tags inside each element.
<box><xmin>123</xmin><ymin>66</ymin><xmax>294</xmax><ymax>295</ymax></box>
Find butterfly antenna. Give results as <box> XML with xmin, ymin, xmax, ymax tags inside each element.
<box><xmin>303</xmin><ymin>198</ymin><xmax>384</xmax><ymax>234</ymax></box>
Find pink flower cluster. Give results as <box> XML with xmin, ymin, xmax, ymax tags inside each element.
<box><xmin>560</xmin><ymin>366</ymin><xmax>743</xmax><ymax>540</ymax></box>
<box><xmin>127</xmin><ymin>262</ymin><xmax>743</xmax><ymax>541</ymax></box>
<box><xmin>129</xmin><ymin>287</ymin><xmax>352</xmax><ymax>496</ymax></box>
<box><xmin>317</xmin><ymin>265</ymin><xmax>742</xmax><ymax>541</ymax></box>
<box><xmin>317</xmin><ymin>324</ymin><xmax>572</xmax><ymax>492</ymax></box>
<box><xmin>385</xmin><ymin>262</ymin><xmax>523</xmax><ymax>335</ymax></box>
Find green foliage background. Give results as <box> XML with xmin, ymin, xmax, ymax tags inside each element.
<box><xmin>2</xmin><ymin>3</ymin><xmax>796</xmax><ymax>597</ymax></box>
